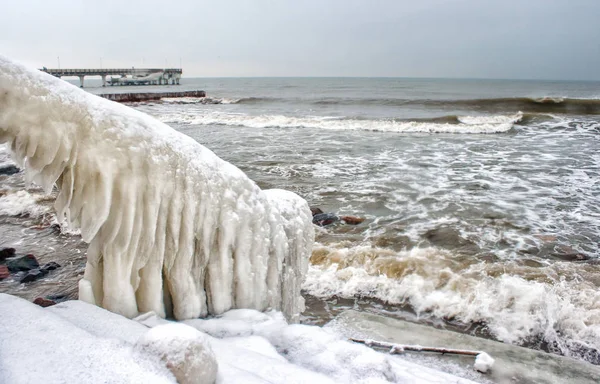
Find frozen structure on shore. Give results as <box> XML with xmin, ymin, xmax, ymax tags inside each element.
<box><xmin>0</xmin><ymin>56</ymin><xmax>314</xmax><ymax>321</ymax></box>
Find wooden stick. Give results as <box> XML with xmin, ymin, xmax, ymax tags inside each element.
<box><xmin>350</xmin><ymin>337</ymin><xmax>481</xmax><ymax>356</ymax></box>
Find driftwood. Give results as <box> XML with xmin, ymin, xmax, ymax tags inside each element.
<box><xmin>350</xmin><ymin>337</ymin><xmax>481</xmax><ymax>356</ymax></box>
<box><xmin>350</xmin><ymin>337</ymin><xmax>496</xmax><ymax>373</ymax></box>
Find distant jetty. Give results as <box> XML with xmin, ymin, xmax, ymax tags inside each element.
<box><xmin>39</xmin><ymin>67</ymin><xmax>182</xmax><ymax>87</ymax></box>
<box><xmin>99</xmin><ymin>90</ymin><xmax>206</xmax><ymax>103</ymax></box>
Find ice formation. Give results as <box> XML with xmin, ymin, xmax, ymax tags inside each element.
<box><xmin>134</xmin><ymin>323</ymin><xmax>218</xmax><ymax>384</ymax></box>
<box><xmin>1</xmin><ymin>295</ymin><xmax>481</xmax><ymax>383</ymax></box>
<box><xmin>0</xmin><ymin>56</ymin><xmax>314</xmax><ymax>320</ymax></box>
<box><xmin>474</xmin><ymin>352</ymin><xmax>495</xmax><ymax>373</ymax></box>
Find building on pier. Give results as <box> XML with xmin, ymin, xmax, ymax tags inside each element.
<box><xmin>39</xmin><ymin>67</ymin><xmax>182</xmax><ymax>87</ymax></box>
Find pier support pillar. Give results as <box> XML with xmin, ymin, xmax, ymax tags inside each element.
<box><xmin>79</xmin><ymin>75</ymin><xmax>85</xmax><ymax>88</ymax></box>
<box><xmin>101</xmin><ymin>75</ymin><xmax>107</xmax><ymax>87</ymax></box>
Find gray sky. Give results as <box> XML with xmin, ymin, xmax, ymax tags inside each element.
<box><xmin>2</xmin><ymin>0</ymin><xmax>599</xmax><ymax>80</ymax></box>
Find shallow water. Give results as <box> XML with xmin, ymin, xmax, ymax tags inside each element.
<box><xmin>1</xmin><ymin>77</ymin><xmax>599</xmax><ymax>366</ymax></box>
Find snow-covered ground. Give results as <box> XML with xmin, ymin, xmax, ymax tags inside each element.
<box><xmin>0</xmin><ymin>294</ymin><xmax>480</xmax><ymax>383</ymax></box>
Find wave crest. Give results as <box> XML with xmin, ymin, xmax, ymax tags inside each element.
<box><xmin>158</xmin><ymin>112</ymin><xmax>520</xmax><ymax>134</ymax></box>
<box><xmin>304</xmin><ymin>244</ymin><xmax>600</xmax><ymax>364</ymax></box>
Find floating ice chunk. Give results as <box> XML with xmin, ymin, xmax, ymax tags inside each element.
<box><xmin>474</xmin><ymin>352</ymin><xmax>495</xmax><ymax>373</ymax></box>
<box><xmin>134</xmin><ymin>323</ymin><xmax>218</xmax><ymax>384</ymax></box>
<box><xmin>0</xmin><ymin>56</ymin><xmax>314</xmax><ymax>321</ymax></box>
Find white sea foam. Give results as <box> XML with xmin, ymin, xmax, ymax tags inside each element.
<box><xmin>158</xmin><ymin>111</ymin><xmax>516</xmax><ymax>134</ymax></box>
<box><xmin>161</xmin><ymin>97</ymin><xmax>240</xmax><ymax>105</ymax></box>
<box><xmin>304</xmin><ymin>245</ymin><xmax>600</xmax><ymax>362</ymax></box>
<box><xmin>458</xmin><ymin>112</ymin><xmax>523</xmax><ymax>125</ymax></box>
<box><xmin>0</xmin><ymin>190</ymin><xmax>53</xmax><ymax>218</ymax></box>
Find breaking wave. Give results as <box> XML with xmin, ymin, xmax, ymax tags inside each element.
<box><xmin>161</xmin><ymin>96</ymin><xmax>241</xmax><ymax>105</ymax></box>
<box><xmin>314</xmin><ymin>97</ymin><xmax>600</xmax><ymax>114</ymax></box>
<box><xmin>158</xmin><ymin>111</ymin><xmax>524</xmax><ymax>134</ymax></box>
<box><xmin>304</xmin><ymin>244</ymin><xmax>600</xmax><ymax>365</ymax></box>
<box><xmin>161</xmin><ymin>95</ymin><xmax>600</xmax><ymax>114</ymax></box>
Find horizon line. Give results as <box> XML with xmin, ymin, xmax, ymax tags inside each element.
<box><xmin>177</xmin><ymin>75</ymin><xmax>600</xmax><ymax>83</ymax></box>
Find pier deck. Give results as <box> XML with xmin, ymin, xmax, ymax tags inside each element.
<box><xmin>40</xmin><ymin>67</ymin><xmax>182</xmax><ymax>87</ymax></box>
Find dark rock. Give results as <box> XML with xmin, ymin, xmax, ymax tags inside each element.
<box><xmin>310</xmin><ymin>207</ymin><xmax>324</xmax><ymax>216</ymax></box>
<box><xmin>0</xmin><ymin>165</ymin><xmax>20</xmax><ymax>176</ymax></box>
<box><xmin>313</xmin><ymin>213</ymin><xmax>340</xmax><ymax>226</ymax></box>
<box><xmin>6</xmin><ymin>254</ymin><xmax>39</xmax><ymax>272</ymax></box>
<box><xmin>0</xmin><ymin>247</ymin><xmax>16</xmax><ymax>263</ymax></box>
<box><xmin>0</xmin><ymin>265</ymin><xmax>9</xmax><ymax>280</ymax></box>
<box><xmin>19</xmin><ymin>268</ymin><xmax>48</xmax><ymax>283</ymax></box>
<box><xmin>41</xmin><ymin>262</ymin><xmax>61</xmax><ymax>271</ymax></box>
<box><xmin>33</xmin><ymin>297</ymin><xmax>57</xmax><ymax>307</ymax></box>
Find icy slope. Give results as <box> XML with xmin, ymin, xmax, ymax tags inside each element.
<box><xmin>0</xmin><ymin>56</ymin><xmax>314</xmax><ymax>320</ymax></box>
<box><xmin>0</xmin><ymin>295</ymin><xmax>480</xmax><ymax>384</ymax></box>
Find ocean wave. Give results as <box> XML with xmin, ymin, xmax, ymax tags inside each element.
<box><xmin>158</xmin><ymin>111</ymin><xmax>521</xmax><ymax>134</ymax></box>
<box><xmin>0</xmin><ymin>190</ymin><xmax>53</xmax><ymax>218</ymax></box>
<box><xmin>313</xmin><ymin>96</ymin><xmax>600</xmax><ymax>113</ymax></box>
<box><xmin>161</xmin><ymin>96</ymin><xmax>241</xmax><ymax>105</ymax></box>
<box><xmin>161</xmin><ymin>95</ymin><xmax>600</xmax><ymax>114</ymax></box>
<box><xmin>304</xmin><ymin>244</ymin><xmax>600</xmax><ymax>364</ymax></box>
<box><xmin>215</xmin><ymin>95</ymin><xmax>599</xmax><ymax>114</ymax></box>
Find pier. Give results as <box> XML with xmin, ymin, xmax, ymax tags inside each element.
<box><xmin>40</xmin><ymin>67</ymin><xmax>182</xmax><ymax>87</ymax></box>
<box><xmin>99</xmin><ymin>90</ymin><xmax>206</xmax><ymax>103</ymax></box>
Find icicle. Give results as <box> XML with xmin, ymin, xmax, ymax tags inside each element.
<box><xmin>0</xmin><ymin>55</ymin><xmax>314</xmax><ymax>321</ymax></box>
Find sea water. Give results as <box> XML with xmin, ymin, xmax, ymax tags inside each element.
<box><xmin>1</xmin><ymin>77</ymin><xmax>599</xmax><ymax>365</ymax></box>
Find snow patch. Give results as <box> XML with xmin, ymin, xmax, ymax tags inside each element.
<box><xmin>1</xmin><ymin>295</ymin><xmax>480</xmax><ymax>384</ymax></box>
<box><xmin>474</xmin><ymin>352</ymin><xmax>495</xmax><ymax>373</ymax></box>
<box><xmin>134</xmin><ymin>323</ymin><xmax>218</xmax><ymax>384</ymax></box>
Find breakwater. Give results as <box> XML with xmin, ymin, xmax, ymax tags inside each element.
<box><xmin>99</xmin><ymin>90</ymin><xmax>206</xmax><ymax>103</ymax></box>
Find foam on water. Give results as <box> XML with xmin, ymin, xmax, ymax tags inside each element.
<box><xmin>0</xmin><ymin>190</ymin><xmax>53</xmax><ymax>218</ymax></box>
<box><xmin>161</xmin><ymin>97</ymin><xmax>240</xmax><ymax>105</ymax></box>
<box><xmin>304</xmin><ymin>244</ymin><xmax>600</xmax><ymax>363</ymax></box>
<box><xmin>156</xmin><ymin>111</ymin><xmax>518</xmax><ymax>134</ymax></box>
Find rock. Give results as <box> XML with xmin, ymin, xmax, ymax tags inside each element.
<box><xmin>33</xmin><ymin>297</ymin><xmax>57</xmax><ymax>307</ymax></box>
<box><xmin>0</xmin><ymin>165</ymin><xmax>20</xmax><ymax>175</ymax></box>
<box><xmin>340</xmin><ymin>215</ymin><xmax>365</xmax><ymax>225</ymax></box>
<box><xmin>19</xmin><ymin>268</ymin><xmax>48</xmax><ymax>283</ymax></box>
<box><xmin>0</xmin><ymin>265</ymin><xmax>9</xmax><ymax>280</ymax></box>
<box><xmin>134</xmin><ymin>323</ymin><xmax>218</xmax><ymax>384</ymax></box>
<box><xmin>6</xmin><ymin>254</ymin><xmax>39</xmax><ymax>272</ymax></box>
<box><xmin>0</xmin><ymin>247</ymin><xmax>16</xmax><ymax>263</ymax></box>
<box><xmin>310</xmin><ymin>207</ymin><xmax>324</xmax><ymax>216</ymax></box>
<box><xmin>41</xmin><ymin>262</ymin><xmax>61</xmax><ymax>271</ymax></box>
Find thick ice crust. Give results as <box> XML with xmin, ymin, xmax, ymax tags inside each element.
<box><xmin>0</xmin><ymin>56</ymin><xmax>314</xmax><ymax>320</ymax></box>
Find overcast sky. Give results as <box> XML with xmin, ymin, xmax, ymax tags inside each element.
<box><xmin>2</xmin><ymin>0</ymin><xmax>599</xmax><ymax>80</ymax></box>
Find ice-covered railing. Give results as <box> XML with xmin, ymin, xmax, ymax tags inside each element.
<box><xmin>0</xmin><ymin>56</ymin><xmax>314</xmax><ymax>321</ymax></box>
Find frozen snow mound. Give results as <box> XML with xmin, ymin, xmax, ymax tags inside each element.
<box><xmin>135</xmin><ymin>323</ymin><xmax>218</xmax><ymax>384</ymax></box>
<box><xmin>0</xmin><ymin>294</ymin><xmax>176</xmax><ymax>384</ymax></box>
<box><xmin>1</xmin><ymin>295</ymin><xmax>482</xmax><ymax>384</ymax></box>
<box><xmin>0</xmin><ymin>56</ymin><xmax>315</xmax><ymax>321</ymax></box>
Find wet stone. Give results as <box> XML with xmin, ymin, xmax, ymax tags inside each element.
<box><xmin>19</xmin><ymin>268</ymin><xmax>48</xmax><ymax>283</ymax></box>
<box><xmin>41</xmin><ymin>262</ymin><xmax>61</xmax><ymax>271</ymax></box>
<box><xmin>0</xmin><ymin>248</ymin><xmax>16</xmax><ymax>263</ymax></box>
<box><xmin>33</xmin><ymin>297</ymin><xmax>57</xmax><ymax>307</ymax></box>
<box><xmin>0</xmin><ymin>164</ymin><xmax>20</xmax><ymax>175</ymax></box>
<box><xmin>0</xmin><ymin>265</ymin><xmax>9</xmax><ymax>280</ymax></box>
<box><xmin>6</xmin><ymin>254</ymin><xmax>39</xmax><ymax>272</ymax></box>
